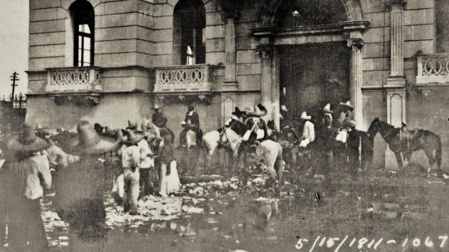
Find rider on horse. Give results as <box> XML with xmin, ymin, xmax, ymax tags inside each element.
<box><xmin>179</xmin><ymin>105</ymin><xmax>202</xmax><ymax>148</ymax></box>
<box><xmin>152</xmin><ymin>104</ymin><xmax>175</xmax><ymax>143</ymax></box>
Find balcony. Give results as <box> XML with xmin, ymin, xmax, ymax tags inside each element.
<box><xmin>416</xmin><ymin>54</ymin><xmax>449</xmax><ymax>84</ymax></box>
<box><xmin>154</xmin><ymin>65</ymin><xmax>214</xmax><ymax>94</ymax></box>
<box><xmin>46</xmin><ymin>67</ymin><xmax>102</xmax><ymax>93</ymax></box>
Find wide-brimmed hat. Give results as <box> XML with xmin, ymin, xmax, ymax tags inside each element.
<box><xmin>120</xmin><ymin>129</ymin><xmax>144</xmax><ymax>145</ymax></box>
<box><xmin>60</xmin><ymin>120</ymin><xmax>121</xmax><ymax>155</ymax></box>
<box><xmin>127</xmin><ymin>120</ymin><xmax>138</xmax><ymax>130</ymax></box>
<box><xmin>321</xmin><ymin>103</ymin><xmax>333</xmax><ymax>114</ymax></box>
<box><xmin>298</xmin><ymin>111</ymin><xmax>312</xmax><ymax>120</ymax></box>
<box><xmin>232</xmin><ymin>107</ymin><xmax>245</xmax><ymax>117</ymax></box>
<box><xmin>339</xmin><ymin>101</ymin><xmax>354</xmax><ymax>111</ymax></box>
<box><xmin>246</xmin><ymin>104</ymin><xmax>267</xmax><ymax>117</ymax></box>
<box><xmin>5</xmin><ymin>123</ymin><xmax>51</xmax><ymax>153</ymax></box>
<box><xmin>153</xmin><ymin>104</ymin><xmax>161</xmax><ymax>110</ymax></box>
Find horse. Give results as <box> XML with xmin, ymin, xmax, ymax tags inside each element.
<box><xmin>367</xmin><ymin>118</ymin><xmax>442</xmax><ymax>174</ymax></box>
<box><xmin>242</xmin><ymin>117</ymin><xmax>284</xmax><ymax>186</ymax></box>
<box><xmin>201</xmin><ymin>118</ymin><xmax>246</xmax><ymax>170</ymax></box>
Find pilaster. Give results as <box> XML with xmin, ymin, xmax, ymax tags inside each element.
<box><xmin>386</xmin><ymin>0</ymin><xmax>407</xmax><ymax>127</ymax></box>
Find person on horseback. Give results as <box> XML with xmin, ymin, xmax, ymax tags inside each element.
<box><xmin>179</xmin><ymin>105</ymin><xmax>202</xmax><ymax>148</ymax></box>
<box><xmin>152</xmin><ymin>104</ymin><xmax>167</xmax><ymax>128</ymax></box>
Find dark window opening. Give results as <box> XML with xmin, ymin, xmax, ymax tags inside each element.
<box><xmin>174</xmin><ymin>0</ymin><xmax>206</xmax><ymax>65</ymax></box>
<box><xmin>70</xmin><ymin>0</ymin><xmax>95</xmax><ymax>66</ymax></box>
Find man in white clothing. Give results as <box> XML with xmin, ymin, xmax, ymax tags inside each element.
<box><xmin>291</xmin><ymin>111</ymin><xmax>315</xmax><ymax>169</ymax></box>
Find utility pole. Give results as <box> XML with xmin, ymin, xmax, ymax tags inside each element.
<box><xmin>10</xmin><ymin>72</ymin><xmax>19</xmax><ymax>102</ymax></box>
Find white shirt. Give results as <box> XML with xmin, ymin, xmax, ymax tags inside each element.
<box><xmin>302</xmin><ymin>121</ymin><xmax>315</xmax><ymax>143</ymax></box>
<box><xmin>137</xmin><ymin>139</ymin><xmax>154</xmax><ymax>169</ymax></box>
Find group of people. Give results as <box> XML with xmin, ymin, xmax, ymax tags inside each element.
<box><xmin>0</xmin><ymin>103</ymin><xmax>205</xmax><ymax>251</ymax></box>
<box><xmin>280</xmin><ymin>101</ymin><xmax>368</xmax><ymax>175</ymax></box>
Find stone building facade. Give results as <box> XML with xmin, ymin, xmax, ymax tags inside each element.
<box><xmin>26</xmin><ymin>0</ymin><xmax>449</xmax><ymax>168</ymax></box>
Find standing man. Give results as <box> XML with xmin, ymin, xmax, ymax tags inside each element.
<box><xmin>180</xmin><ymin>105</ymin><xmax>202</xmax><ymax>148</ymax></box>
<box><xmin>347</xmin><ymin>120</ymin><xmax>361</xmax><ymax>178</ymax></box>
<box><xmin>290</xmin><ymin>111</ymin><xmax>315</xmax><ymax>170</ymax></box>
<box><xmin>1</xmin><ymin>123</ymin><xmax>52</xmax><ymax>252</ymax></box>
<box><xmin>56</xmin><ymin>120</ymin><xmax>120</xmax><ymax>252</ymax></box>
<box><xmin>118</xmin><ymin>129</ymin><xmax>145</xmax><ymax>215</ymax></box>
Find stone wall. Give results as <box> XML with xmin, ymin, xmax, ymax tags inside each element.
<box><xmin>25</xmin><ymin>93</ymin><xmax>152</xmax><ymax>130</ymax></box>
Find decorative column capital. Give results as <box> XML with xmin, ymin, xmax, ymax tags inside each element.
<box><xmin>221</xmin><ymin>11</ymin><xmax>240</xmax><ymax>23</ymax></box>
<box><xmin>391</xmin><ymin>0</ymin><xmax>407</xmax><ymax>8</ymax></box>
<box><xmin>256</xmin><ymin>44</ymin><xmax>274</xmax><ymax>60</ymax></box>
<box><xmin>347</xmin><ymin>38</ymin><xmax>365</xmax><ymax>49</ymax></box>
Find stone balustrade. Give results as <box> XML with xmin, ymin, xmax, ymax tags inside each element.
<box><xmin>154</xmin><ymin>65</ymin><xmax>213</xmax><ymax>93</ymax></box>
<box><xmin>417</xmin><ymin>54</ymin><xmax>449</xmax><ymax>84</ymax></box>
<box><xmin>46</xmin><ymin>67</ymin><xmax>102</xmax><ymax>92</ymax></box>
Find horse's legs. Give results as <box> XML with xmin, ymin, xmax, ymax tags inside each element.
<box><xmin>394</xmin><ymin>152</ymin><xmax>404</xmax><ymax>173</ymax></box>
<box><xmin>424</xmin><ymin>147</ymin><xmax>436</xmax><ymax>175</ymax></box>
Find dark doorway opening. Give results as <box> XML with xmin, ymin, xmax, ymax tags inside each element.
<box><xmin>278</xmin><ymin>42</ymin><xmax>350</xmax><ymax>126</ymax></box>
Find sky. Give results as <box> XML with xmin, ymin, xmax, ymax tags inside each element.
<box><xmin>0</xmin><ymin>0</ymin><xmax>29</xmax><ymax>99</ymax></box>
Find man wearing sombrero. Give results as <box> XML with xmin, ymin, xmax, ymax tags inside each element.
<box><xmin>337</xmin><ymin>100</ymin><xmax>354</xmax><ymax>128</ymax></box>
<box><xmin>54</xmin><ymin>120</ymin><xmax>121</xmax><ymax>251</ymax></box>
<box><xmin>290</xmin><ymin>111</ymin><xmax>315</xmax><ymax>169</ymax></box>
<box><xmin>0</xmin><ymin>122</ymin><xmax>52</xmax><ymax>252</ymax></box>
<box><xmin>118</xmin><ymin>129</ymin><xmax>146</xmax><ymax>214</ymax></box>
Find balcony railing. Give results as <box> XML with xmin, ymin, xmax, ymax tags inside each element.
<box><xmin>154</xmin><ymin>64</ymin><xmax>214</xmax><ymax>93</ymax></box>
<box><xmin>46</xmin><ymin>67</ymin><xmax>102</xmax><ymax>92</ymax></box>
<box><xmin>417</xmin><ymin>54</ymin><xmax>449</xmax><ymax>84</ymax></box>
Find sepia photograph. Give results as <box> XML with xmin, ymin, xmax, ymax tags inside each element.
<box><xmin>0</xmin><ymin>0</ymin><xmax>448</xmax><ymax>251</ymax></box>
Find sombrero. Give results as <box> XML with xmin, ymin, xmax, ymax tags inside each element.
<box><xmin>59</xmin><ymin>120</ymin><xmax>121</xmax><ymax>155</ymax></box>
<box><xmin>320</xmin><ymin>103</ymin><xmax>333</xmax><ymax>114</ymax></box>
<box><xmin>298</xmin><ymin>111</ymin><xmax>312</xmax><ymax>120</ymax></box>
<box><xmin>232</xmin><ymin>107</ymin><xmax>245</xmax><ymax>117</ymax></box>
<box><xmin>246</xmin><ymin>104</ymin><xmax>268</xmax><ymax>117</ymax></box>
<box><xmin>153</xmin><ymin>104</ymin><xmax>161</xmax><ymax>110</ymax></box>
<box><xmin>120</xmin><ymin>129</ymin><xmax>144</xmax><ymax>145</ymax></box>
<box><xmin>4</xmin><ymin>123</ymin><xmax>51</xmax><ymax>153</ymax></box>
<box><xmin>339</xmin><ymin>101</ymin><xmax>354</xmax><ymax>111</ymax></box>
<box><xmin>127</xmin><ymin>120</ymin><xmax>138</xmax><ymax>130</ymax></box>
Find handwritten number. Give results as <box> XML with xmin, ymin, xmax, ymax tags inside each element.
<box><xmin>439</xmin><ymin>235</ymin><xmax>448</xmax><ymax>248</ymax></box>
<box><xmin>412</xmin><ymin>238</ymin><xmax>421</xmax><ymax>247</ymax></box>
<box><xmin>425</xmin><ymin>237</ymin><xmax>433</xmax><ymax>248</ymax></box>
<box><xmin>358</xmin><ymin>238</ymin><xmax>368</xmax><ymax>249</ymax></box>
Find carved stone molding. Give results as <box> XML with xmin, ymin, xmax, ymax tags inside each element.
<box><xmin>256</xmin><ymin>44</ymin><xmax>274</xmax><ymax>60</ymax></box>
<box><xmin>49</xmin><ymin>93</ymin><xmax>101</xmax><ymax>106</ymax></box>
<box><xmin>346</xmin><ymin>38</ymin><xmax>365</xmax><ymax>49</ymax></box>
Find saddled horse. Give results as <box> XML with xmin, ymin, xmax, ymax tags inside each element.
<box><xmin>367</xmin><ymin>118</ymin><xmax>442</xmax><ymax>174</ymax></box>
<box><xmin>242</xmin><ymin>117</ymin><xmax>284</xmax><ymax>185</ymax></box>
<box><xmin>202</xmin><ymin>118</ymin><xmax>246</xmax><ymax>170</ymax></box>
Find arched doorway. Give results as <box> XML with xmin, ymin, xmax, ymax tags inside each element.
<box><xmin>253</xmin><ymin>0</ymin><xmax>367</xmax><ymax>129</ymax></box>
<box><xmin>275</xmin><ymin>0</ymin><xmax>350</xmax><ymax>125</ymax></box>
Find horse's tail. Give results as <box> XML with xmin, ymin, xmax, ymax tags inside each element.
<box><xmin>436</xmin><ymin>135</ymin><xmax>442</xmax><ymax>169</ymax></box>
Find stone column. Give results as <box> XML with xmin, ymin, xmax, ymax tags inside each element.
<box><xmin>347</xmin><ymin>38</ymin><xmax>365</xmax><ymax>131</ymax></box>
<box><xmin>224</xmin><ymin>17</ymin><xmax>237</xmax><ymax>86</ymax></box>
<box><xmin>258</xmin><ymin>44</ymin><xmax>274</xmax><ymax>122</ymax></box>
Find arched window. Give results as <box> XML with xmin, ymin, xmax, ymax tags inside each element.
<box><xmin>70</xmin><ymin>0</ymin><xmax>95</xmax><ymax>66</ymax></box>
<box><xmin>173</xmin><ymin>0</ymin><xmax>206</xmax><ymax>65</ymax></box>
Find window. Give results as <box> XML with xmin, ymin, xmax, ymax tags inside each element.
<box><xmin>70</xmin><ymin>0</ymin><xmax>95</xmax><ymax>66</ymax></box>
<box><xmin>173</xmin><ymin>0</ymin><xmax>206</xmax><ymax>65</ymax></box>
